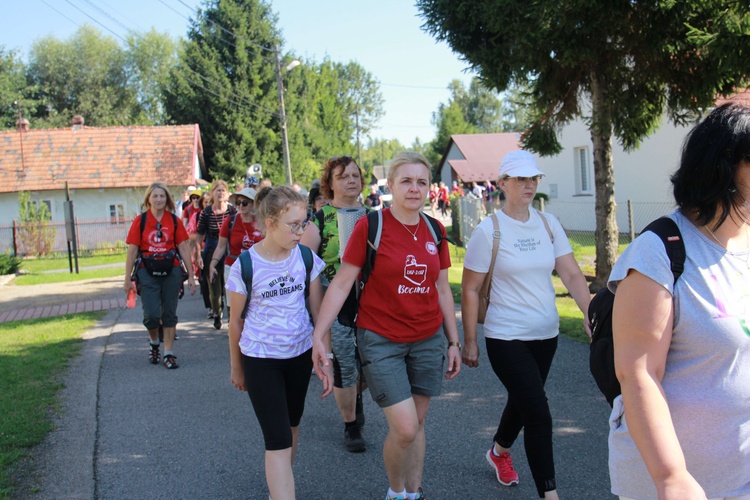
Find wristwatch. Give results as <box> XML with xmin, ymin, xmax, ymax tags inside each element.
<box><xmin>448</xmin><ymin>341</ymin><xmax>462</xmax><ymax>350</ymax></box>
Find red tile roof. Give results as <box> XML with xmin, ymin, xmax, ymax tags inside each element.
<box><xmin>443</xmin><ymin>133</ymin><xmax>522</xmax><ymax>182</ymax></box>
<box><xmin>0</xmin><ymin>124</ymin><xmax>204</xmax><ymax>194</ymax></box>
<box><xmin>716</xmin><ymin>88</ymin><xmax>750</xmax><ymax>107</ymax></box>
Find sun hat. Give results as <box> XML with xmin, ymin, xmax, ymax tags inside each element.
<box><xmin>188</xmin><ymin>188</ymin><xmax>202</xmax><ymax>198</ymax></box>
<box><xmin>231</xmin><ymin>187</ymin><xmax>257</xmax><ymax>203</ymax></box>
<box><xmin>498</xmin><ymin>150</ymin><xmax>545</xmax><ymax>178</ymax></box>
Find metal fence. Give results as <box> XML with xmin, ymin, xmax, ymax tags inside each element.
<box><xmin>454</xmin><ymin>197</ymin><xmax>676</xmax><ymax>250</ymax></box>
<box><xmin>0</xmin><ymin>218</ymin><xmax>131</xmax><ymax>257</ymax></box>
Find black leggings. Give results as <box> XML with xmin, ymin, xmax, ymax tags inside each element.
<box><xmin>242</xmin><ymin>349</ymin><xmax>313</xmax><ymax>451</ymax></box>
<box><xmin>486</xmin><ymin>337</ymin><xmax>558</xmax><ymax>498</ymax></box>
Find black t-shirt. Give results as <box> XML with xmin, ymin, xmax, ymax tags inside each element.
<box><xmin>366</xmin><ymin>193</ymin><xmax>381</xmax><ymax>208</ymax></box>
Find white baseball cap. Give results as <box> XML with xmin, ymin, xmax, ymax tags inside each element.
<box><xmin>498</xmin><ymin>150</ymin><xmax>545</xmax><ymax>178</ymax></box>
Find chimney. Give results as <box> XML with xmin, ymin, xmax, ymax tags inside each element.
<box><xmin>15</xmin><ymin>118</ymin><xmax>29</xmax><ymax>132</ymax></box>
<box><xmin>72</xmin><ymin>115</ymin><xmax>84</xmax><ymax>130</ymax></box>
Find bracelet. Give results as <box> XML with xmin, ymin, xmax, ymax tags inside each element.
<box><xmin>448</xmin><ymin>341</ymin><xmax>462</xmax><ymax>350</ymax></box>
<box><xmin>325</xmin><ymin>353</ymin><xmax>334</xmax><ymax>359</ymax></box>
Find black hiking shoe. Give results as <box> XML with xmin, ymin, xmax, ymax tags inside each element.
<box><xmin>344</xmin><ymin>424</ymin><xmax>366</xmax><ymax>453</ymax></box>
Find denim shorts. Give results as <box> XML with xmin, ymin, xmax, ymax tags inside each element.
<box><xmin>356</xmin><ymin>327</ymin><xmax>445</xmax><ymax>408</ymax></box>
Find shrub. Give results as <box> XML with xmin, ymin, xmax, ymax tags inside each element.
<box><xmin>0</xmin><ymin>253</ymin><xmax>23</xmax><ymax>275</ymax></box>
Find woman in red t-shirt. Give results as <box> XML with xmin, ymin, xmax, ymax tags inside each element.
<box><xmin>309</xmin><ymin>152</ymin><xmax>462</xmax><ymax>500</ymax></box>
<box><xmin>209</xmin><ymin>187</ymin><xmax>263</xmax><ymax>304</ymax></box>
<box><xmin>124</xmin><ymin>182</ymin><xmax>197</xmax><ymax>369</ymax></box>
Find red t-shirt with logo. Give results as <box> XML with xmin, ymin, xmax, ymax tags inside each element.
<box><xmin>219</xmin><ymin>216</ymin><xmax>264</xmax><ymax>266</ymax></box>
<box><xmin>342</xmin><ymin>208</ymin><xmax>450</xmax><ymax>342</ymax></box>
<box><xmin>126</xmin><ymin>211</ymin><xmax>189</xmax><ymax>263</ymax></box>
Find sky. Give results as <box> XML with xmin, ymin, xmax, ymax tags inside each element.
<box><xmin>1</xmin><ymin>0</ymin><xmax>477</xmax><ymax>147</ymax></box>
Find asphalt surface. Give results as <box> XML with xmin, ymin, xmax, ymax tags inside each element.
<box><xmin>16</xmin><ymin>288</ymin><xmax>616</xmax><ymax>499</ymax></box>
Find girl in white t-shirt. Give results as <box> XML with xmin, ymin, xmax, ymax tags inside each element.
<box><xmin>461</xmin><ymin>151</ymin><xmax>591</xmax><ymax>500</ymax></box>
<box><xmin>226</xmin><ymin>186</ymin><xmax>332</xmax><ymax>500</ymax></box>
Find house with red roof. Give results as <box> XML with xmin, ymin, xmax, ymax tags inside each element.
<box><xmin>0</xmin><ymin>122</ymin><xmax>206</xmax><ymax>226</ymax></box>
<box><xmin>436</xmin><ymin>132</ymin><xmax>522</xmax><ymax>186</ymax></box>
<box><xmin>437</xmin><ymin>90</ymin><xmax>750</xmax><ymax>233</ymax></box>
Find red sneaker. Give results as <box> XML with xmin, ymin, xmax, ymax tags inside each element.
<box><xmin>486</xmin><ymin>448</ymin><xmax>519</xmax><ymax>486</ymax></box>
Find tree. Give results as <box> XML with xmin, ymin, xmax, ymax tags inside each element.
<box><xmin>0</xmin><ymin>47</ymin><xmax>37</xmax><ymax>129</ymax></box>
<box><xmin>418</xmin><ymin>0</ymin><xmax>750</xmax><ymax>289</ymax></box>
<box><xmin>125</xmin><ymin>29</ymin><xmax>178</xmax><ymax>125</ymax></box>
<box><xmin>164</xmin><ymin>0</ymin><xmax>286</xmax><ymax>184</ymax></box>
<box><xmin>17</xmin><ymin>191</ymin><xmax>55</xmax><ymax>256</ymax></box>
<box><xmin>27</xmin><ymin>25</ymin><xmax>141</xmax><ymax>127</ymax></box>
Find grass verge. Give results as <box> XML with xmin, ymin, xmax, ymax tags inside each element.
<box><xmin>15</xmin><ymin>253</ymin><xmax>126</xmax><ymax>286</ymax></box>
<box><xmin>0</xmin><ymin>312</ymin><xmax>104</xmax><ymax>497</ymax></box>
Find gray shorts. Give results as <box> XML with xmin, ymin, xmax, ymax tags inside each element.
<box><xmin>136</xmin><ymin>265</ymin><xmax>182</xmax><ymax>329</ymax></box>
<box><xmin>331</xmin><ymin>319</ymin><xmax>359</xmax><ymax>389</ymax></box>
<box><xmin>356</xmin><ymin>327</ymin><xmax>445</xmax><ymax>408</ymax></box>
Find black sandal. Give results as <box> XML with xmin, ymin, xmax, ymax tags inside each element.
<box><xmin>163</xmin><ymin>354</ymin><xmax>179</xmax><ymax>369</ymax></box>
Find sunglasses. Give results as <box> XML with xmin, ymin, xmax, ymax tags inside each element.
<box><xmin>237</xmin><ymin>199</ymin><xmax>253</xmax><ymax>207</ymax></box>
<box><xmin>190</xmin><ymin>196</ymin><xmax>200</xmax><ymax>201</ymax></box>
<box><xmin>509</xmin><ymin>175</ymin><xmax>543</xmax><ymax>185</ymax></box>
<box><xmin>155</xmin><ymin>222</ymin><xmax>163</xmax><ymax>241</ymax></box>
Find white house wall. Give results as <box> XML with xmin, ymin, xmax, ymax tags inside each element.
<box><xmin>535</xmin><ymin>112</ymin><xmax>696</xmax><ymax>232</ymax></box>
<box><xmin>439</xmin><ymin>143</ymin><xmax>464</xmax><ymax>186</ymax></box>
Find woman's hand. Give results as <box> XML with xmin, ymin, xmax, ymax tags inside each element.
<box><xmin>462</xmin><ymin>339</ymin><xmax>480</xmax><ymax>367</ymax></box>
<box><xmin>230</xmin><ymin>362</ymin><xmax>245</xmax><ymax>391</ymax></box>
<box><xmin>122</xmin><ymin>278</ymin><xmax>132</xmax><ymax>294</ymax></box>
<box><xmin>209</xmin><ymin>263</ymin><xmax>218</xmax><ymax>283</ymax></box>
<box><xmin>196</xmin><ymin>254</ymin><xmax>204</xmax><ymax>270</ymax></box>
<box><xmin>445</xmin><ymin>345</ymin><xmax>461</xmax><ymax>379</ymax></box>
<box><xmin>312</xmin><ymin>339</ymin><xmax>334</xmax><ymax>398</ymax></box>
<box><xmin>187</xmin><ymin>277</ymin><xmax>197</xmax><ymax>295</ymax></box>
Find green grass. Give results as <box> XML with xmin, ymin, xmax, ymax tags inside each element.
<box><xmin>15</xmin><ymin>268</ymin><xmax>123</xmax><ymax>286</ymax></box>
<box><xmin>0</xmin><ymin>312</ymin><xmax>104</xmax><ymax>497</ymax></box>
<box><xmin>21</xmin><ymin>253</ymin><xmax>125</xmax><ymax>273</ymax></box>
<box><xmin>14</xmin><ymin>253</ymin><xmax>126</xmax><ymax>286</ymax></box>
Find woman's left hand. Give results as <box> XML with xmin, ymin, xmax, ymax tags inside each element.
<box><xmin>312</xmin><ymin>340</ymin><xmax>334</xmax><ymax>398</ymax></box>
<box><xmin>445</xmin><ymin>345</ymin><xmax>461</xmax><ymax>380</ymax></box>
<box><xmin>187</xmin><ymin>277</ymin><xmax>197</xmax><ymax>295</ymax></box>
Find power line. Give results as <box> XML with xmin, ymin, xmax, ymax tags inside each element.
<box><xmin>79</xmin><ymin>0</ymin><xmax>133</xmax><ymax>35</ymax></box>
<box><xmin>61</xmin><ymin>0</ymin><xmax>127</xmax><ymax>43</ymax></box>
<box><xmin>173</xmin><ymin>0</ymin><xmax>274</xmax><ymax>55</ymax></box>
<box><xmin>39</xmin><ymin>0</ymin><xmax>83</xmax><ymax>30</ymax></box>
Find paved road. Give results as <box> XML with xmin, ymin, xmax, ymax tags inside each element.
<box><xmin>15</xmin><ymin>288</ymin><xmax>616</xmax><ymax>499</ymax></box>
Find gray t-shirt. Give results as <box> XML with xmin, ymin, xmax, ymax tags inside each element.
<box><xmin>607</xmin><ymin>210</ymin><xmax>750</xmax><ymax>499</ymax></box>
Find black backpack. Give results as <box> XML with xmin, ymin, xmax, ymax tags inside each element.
<box><xmin>588</xmin><ymin>217</ymin><xmax>685</xmax><ymax>406</ymax></box>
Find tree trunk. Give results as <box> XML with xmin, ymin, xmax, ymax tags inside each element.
<box><xmin>589</xmin><ymin>73</ymin><xmax>619</xmax><ymax>292</ymax></box>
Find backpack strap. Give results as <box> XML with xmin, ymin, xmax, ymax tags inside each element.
<box><xmin>239</xmin><ymin>244</ymin><xmax>314</xmax><ymax>320</ymax></box>
<box><xmin>361</xmin><ymin>210</ymin><xmax>383</xmax><ymax>289</ymax></box>
<box><xmin>419</xmin><ymin>212</ymin><xmax>444</xmax><ymax>249</ymax></box>
<box><xmin>239</xmin><ymin>250</ymin><xmax>253</xmax><ymax>320</ymax></box>
<box><xmin>299</xmin><ymin>244</ymin><xmax>314</xmax><ymax>299</ymax></box>
<box><xmin>536</xmin><ymin>209</ymin><xmax>554</xmax><ymax>243</ymax></box>
<box><xmin>642</xmin><ymin>217</ymin><xmax>685</xmax><ymax>284</ymax></box>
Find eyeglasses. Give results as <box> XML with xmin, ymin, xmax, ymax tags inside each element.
<box><xmin>155</xmin><ymin>222</ymin><xmax>163</xmax><ymax>241</ymax></box>
<box><xmin>283</xmin><ymin>220</ymin><xmax>311</xmax><ymax>233</ymax></box>
<box><xmin>237</xmin><ymin>199</ymin><xmax>253</xmax><ymax>207</ymax></box>
<box><xmin>189</xmin><ymin>196</ymin><xmax>200</xmax><ymax>201</ymax></box>
<box><xmin>509</xmin><ymin>175</ymin><xmax>543</xmax><ymax>185</ymax></box>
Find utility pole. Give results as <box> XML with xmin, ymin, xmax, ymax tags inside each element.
<box><xmin>274</xmin><ymin>45</ymin><xmax>293</xmax><ymax>186</ymax></box>
<box><xmin>355</xmin><ymin>103</ymin><xmax>362</xmax><ymax>167</ymax></box>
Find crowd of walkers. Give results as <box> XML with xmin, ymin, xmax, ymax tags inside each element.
<box><xmin>124</xmin><ymin>104</ymin><xmax>750</xmax><ymax>500</ymax></box>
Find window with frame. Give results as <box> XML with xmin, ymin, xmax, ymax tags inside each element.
<box><xmin>109</xmin><ymin>204</ymin><xmax>125</xmax><ymax>225</ymax></box>
<box><xmin>574</xmin><ymin>147</ymin><xmax>593</xmax><ymax>195</ymax></box>
<box><xmin>29</xmin><ymin>199</ymin><xmax>53</xmax><ymax>215</ymax></box>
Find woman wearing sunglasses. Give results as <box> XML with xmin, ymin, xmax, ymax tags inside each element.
<box><xmin>196</xmin><ymin>180</ymin><xmax>237</xmax><ymax>329</ymax></box>
<box><xmin>461</xmin><ymin>150</ymin><xmax>591</xmax><ymax>499</ymax></box>
<box><xmin>209</xmin><ymin>187</ymin><xmax>264</xmax><ymax>317</ymax></box>
<box><xmin>124</xmin><ymin>182</ymin><xmax>197</xmax><ymax>369</ymax></box>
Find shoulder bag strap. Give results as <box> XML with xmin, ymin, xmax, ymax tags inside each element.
<box><xmin>481</xmin><ymin>213</ymin><xmax>501</xmax><ymax>305</ymax></box>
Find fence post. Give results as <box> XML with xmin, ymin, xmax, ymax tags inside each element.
<box><xmin>628</xmin><ymin>199</ymin><xmax>635</xmax><ymax>242</ymax></box>
<box><xmin>12</xmin><ymin>220</ymin><xmax>18</xmax><ymax>256</ymax></box>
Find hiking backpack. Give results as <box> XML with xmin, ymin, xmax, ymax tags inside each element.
<box><xmin>588</xmin><ymin>217</ymin><xmax>685</xmax><ymax>406</ymax></box>
<box><xmin>237</xmin><ymin>244</ymin><xmax>314</xmax><ymax>320</ymax></box>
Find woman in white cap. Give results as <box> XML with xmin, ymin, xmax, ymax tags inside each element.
<box><xmin>209</xmin><ymin>187</ymin><xmax>264</xmax><ymax>323</ymax></box>
<box><xmin>460</xmin><ymin>150</ymin><xmax>591</xmax><ymax>499</ymax></box>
